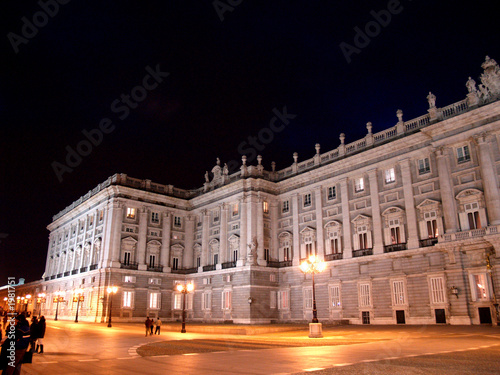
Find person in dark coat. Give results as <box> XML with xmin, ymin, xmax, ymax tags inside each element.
<box><xmin>36</xmin><ymin>317</ymin><xmax>46</xmax><ymax>354</ymax></box>
<box><xmin>28</xmin><ymin>317</ymin><xmax>38</xmax><ymax>353</ymax></box>
<box><xmin>145</xmin><ymin>317</ymin><xmax>151</xmax><ymax>337</ymax></box>
<box><xmin>3</xmin><ymin>314</ymin><xmax>30</xmax><ymax>375</ymax></box>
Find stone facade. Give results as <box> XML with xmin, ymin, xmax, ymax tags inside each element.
<box><xmin>5</xmin><ymin>57</ymin><xmax>500</xmax><ymax>325</ymax></box>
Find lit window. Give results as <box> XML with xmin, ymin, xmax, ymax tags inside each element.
<box><xmin>389</xmin><ymin>219</ymin><xmax>401</xmax><ymax>244</ymax></box>
<box><xmin>385</xmin><ymin>168</ymin><xmax>395</xmax><ymax>184</ymax></box>
<box><xmin>359</xmin><ymin>283</ymin><xmax>371</xmax><ymax>307</ymax></box>
<box><xmin>327</xmin><ymin>186</ymin><xmax>336</xmax><ymax>200</ymax></box>
<box><xmin>278</xmin><ymin>290</ymin><xmax>289</xmax><ymax>310</ymax></box>
<box><xmin>472</xmin><ymin>274</ymin><xmax>488</xmax><ymax>300</ymax></box>
<box><xmin>202</xmin><ymin>292</ymin><xmax>211</xmax><ymax>310</ymax></box>
<box><xmin>151</xmin><ymin>212</ymin><xmax>159</xmax><ymax>223</ymax></box>
<box><xmin>126</xmin><ymin>208</ymin><xmax>136</xmax><ymax>219</ymax></box>
<box><xmin>173</xmin><ymin>294</ymin><xmax>182</xmax><ymax>310</ymax></box>
<box><xmin>124</xmin><ymin>276</ymin><xmax>136</xmax><ymax>283</ymax></box>
<box><xmin>418</xmin><ymin>158</ymin><xmax>430</xmax><ymax>175</ymax></box>
<box><xmin>88</xmin><ymin>216</ymin><xmax>94</xmax><ymax>227</ymax></box>
<box><xmin>457</xmin><ymin>145</ymin><xmax>471</xmax><ymax>163</ymax></box>
<box><xmin>263</xmin><ymin>201</ymin><xmax>269</xmax><ymax>214</ymax></box>
<box><xmin>329</xmin><ymin>285</ymin><xmax>341</xmax><ymax>308</ymax></box>
<box><xmin>123</xmin><ymin>291</ymin><xmax>133</xmax><ymax>308</ymax></box>
<box><xmin>174</xmin><ymin>216</ymin><xmax>181</xmax><ymax>227</ymax></box>
<box><xmin>222</xmin><ymin>290</ymin><xmax>232</xmax><ymax>310</ymax></box>
<box><xmin>355</xmin><ymin>177</ymin><xmax>364</xmax><ymax>192</ymax></box>
<box><xmin>282</xmin><ymin>201</ymin><xmax>290</xmax><ymax>213</ymax></box>
<box><xmin>232</xmin><ymin>203</ymin><xmax>239</xmax><ymax>216</ymax></box>
<box><xmin>303</xmin><ymin>194</ymin><xmax>312</xmax><ymax>207</ymax></box>
<box><xmin>149</xmin><ymin>292</ymin><xmax>160</xmax><ymax>309</ymax></box>
<box><xmin>99</xmin><ymin>210</ymin><xmax>104</xmax><ymax>222</ymax></box>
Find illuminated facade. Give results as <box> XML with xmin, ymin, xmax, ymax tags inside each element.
<box><xmin>8</xmin><ymin>57</ymin><xmax>500</xmax><ymax>325</ymax></box>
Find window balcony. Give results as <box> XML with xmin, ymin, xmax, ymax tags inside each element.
<box><xmin>171</xmin><ymin>267</ymin><xmax>198</xmax><ymax>274</ymax></box>
<box><xmin>71</xmin><ymin>269</ymin><xmax>79</xmax><ymax>275</ymax></box>
<box><xmin>325</xmin><ymin>253</ymin><xmax>343</xmax><ymax>261</ymax></box>
<box><xmin>267</xmin><ymin>260</ymin><xmax>293</xmax><ymax>268</ymax></box>
<box><xmin>80</xmin><ymin>266</ymin><xmax>88</xmax><ymax>273</ymax></box>
<box><xmin>203</xmin><ymin>264</ymin><xmax>217</xmax><ymax>272</ymax></box>
<box><xmin>147</xmin><ymin>265</ymin><xmax>163</xmax><ymax>272</ymax></box>
<box><xmin>120</xmin><ymin>262</ymin><xmax>139</xmax><ymax>270</ymax></box>
<box><xmin>352</xmin><ymin>248</ymin><xmax>373</xmax><ymax>257</ymax></box>
<box><xmin>384</xmin><ymin>243</ymin><xmax>407</xmax><ymax>253</ymax></box>
<box><xmin>63</xmin><ymin>271</ymin><xmax>70</xmax><ymax>277</ymax></box>
<box><xmin>89</xmin><ymin>264</ymin><xmax>98</xmax><ymax>271</ymax></box>
<box><xmin>56</xmin><ymin>273</ymin><xmax>63</xmax><ymax>278</ymax></box>
<box><xmin>221</xmin><ymin>261</ymin><xmax>236</xmax><ymax>269</ymax></box>
<box><xmin>419</xmin><ymin>238</ymin><xmax>438</xmax><ymax>247</ymax></box>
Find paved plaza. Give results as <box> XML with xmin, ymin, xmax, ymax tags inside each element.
<box><xmin>12</xmin><ymin>321</ymin><xmax>500</xmax><ymax>375</ymax></box>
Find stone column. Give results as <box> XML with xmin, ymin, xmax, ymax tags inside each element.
<box><xmin>105</xmin><ymin>201</ymin><xmax>122</xmax><ymax>268</ymax></box>
<box><xmin>292</xmin><ymin>194</ymin><xmax>301</xmax><ymax>265</ymax></box>
<box><xmin>136</xmin><ymin>208</ymin><xmax>148</xmax><ymax>270</ymax></box>
<box><xmin>435</xmin><ymin>148</ymin><xmax>459</xmax><ymax>232</ymax></box>
<box><xmin>270</xmin><ymin>200</ymin><xmax>280</xmax><ymax>262</ymax></box>
<box><xmin>201</xmin><ymin>210</ymin><xmax>210</xmax><ymax>269</ymax></box>
<box><xmin>340</xmin><ymin>178</ymin><xmax>352</xmax><ymax>258</ymax></box>
<box><xmin>368</xmin><ymin>169</ymin><xmax>384</xmax><ymax>254</ymax></box>
<box><xmin>257</xmin><ymin>198</ymin><xmax>266</xmax><ymax>266</ymax></box>
<box><xmin>476</xmin><ymin>135</ymin><xmax>500</xmax><ymax>225</ymax></box>
<box><xmin>161</xmin><ymin>212</ymin><xmax>172</xmax><ymax>272</ymax></box>
<box><xmin>220</xmin><ymin>204</ymin><xmax>228</xmax><ymax>264</ymax></box>
<box><xmin>183</xmin><ymin>215</ymin><xmax>195</xmax><ymax>269</ymax></box>
<box><xmin>399</xmin><ymin>159</ymin><xmax>420</xmax><ymax>249</ymax></box>
<box><xmin>314</xmin><ymin>186</ymin><xmax>325</xmax><ymax>259</ymax></box>
<box><xmin>238</xmin><ymin>197</ymin><xmax>247</xmax><ymax>266</ymax></box>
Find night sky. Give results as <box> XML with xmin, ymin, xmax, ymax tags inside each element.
<box><xmin>1</xmin><ymin>0</ymin><xmax>498</xmax><ymax>283</ymax></box>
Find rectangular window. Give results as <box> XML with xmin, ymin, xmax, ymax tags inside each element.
<box><xmin>149</xmin><ymin>278</ymin><xmax>160</xmax><ymax>285</ymax></box>
<box><xmin>264</xmin><ymin>248</ymin><xmax>270</xmax><ymax>261</ymax></box>
<box><xmin>222</xmin><ymin>290</ymin><xmax>232</xmax><ymax>310</ymax></box>
<box><xmin>278</xmin><ymin>290</ymin><xmax>289</xmax><ymax>310</ymax></box>
<box><xmin>429</xmin><ymin>277</ymin><xmax>445</xmax><ymax>303</ymax></box>
<box><xmin>149</xmin><ymin>292</ymin><xmax>160</xmax><ymax>309</ymax></box>
<box><xmin>174</xmin><ymin>216</ymin><xmax>182</xmax><ymax>227</ymax></box>
<box><xmin>213</xmin><ymin>253</ymin><xmax>219</xmax><ymax>265</ymax></box>
<box><xmin>359</xmin><ymin>283</ymin><xmax>371</xmax><ymax>307</ymax></box>
<box><xmin>304</xmin><ymin>288</ymin><xmax>313</xmax><ymax>310</ymax></box>
<box><xmin>304</xmin><ymin>194</ymin><xmax>312</xmax><ymax>207</ymax></box>
<box><xmin>457</xmin><ymin>145</ymin><xmax>471</xmax><ymax>163</ymax></box>
<box><xmin>331</xmin><ymin>237</ymin><xmax>340</xmax><ymax>253</ymax></box>
<box><xmin>126</xmin><ymin>208</ymin><xmax>136</xmax><ymax>219</ymax></box>
<box><xmin>418</xmin><ymin>158</ymin><xmax>431</xmax><ymax>175</ymax></box>
<box><xmin>392</xmin><ymin>280</ymin><xmax>405</xmax><ymax>305</ymax></box>
<box><xmin>202</xmin><ymin>292</ymin><xmax>211</xmax><ymax>310</ymax></box>
<box><xmin>467</xmin><ymin>211</ymin><xmax>481</xmax><ymax>230</ymax></box>
<box><xmin>232</xmin><ymin>203</ymin><xmax>239</xmax><ymax>216</ymax></box>
<box><xmin>123</xmin><ymin>291</ymin><xmax>133</xmax><ymax>308</ymax></box>
<box><xmin>282</xmin><ymin>200</ymin><xmax>290</xmax><ymax>213</ymax></box>
<box><xmin>99</xmin><ymin>210</ymin><xmax>104</xmax><ymax>222</ymax></box>
<box><xmin>329</xmin><ymin>285</ymin><xmax>341</xmax><ymax>308</ymax></box>
<box><xmin>385</xmin><ymin>168</ymin><xmax>396</xmax><ymax>183</ymax></box>
<box><xmin>473</xmin><ymin>274</ymin><xmax>488</xmax><ymax>300</ymax></box>
<box><xmin>173</xmin><ymin>294</ymin><xmax>182</xmax><ymax>310</ymax></box>
<box><xmin>270</xmin><ymin>291</ymin><xmax>277</xmax><ymax>309</ymax></box>
<box><xmin>390</xmin><ymin>226</ymin><xmax>401</xmax><ymax>244</ymax></box>
<box><xmin>172</xmin><ymin>257</ymin><xmax>179</xmax><ymax>270</ymax></box>
<box><xmin>232</xmin><ymin>250</ymin><xmax>238</xmax><ymax>262</ymax></box>
<box><xmin>283</xmin><ymin>245</ymin><xmax>290</xmax><ymax>261</ymax></box>
<box><xmin>197</xmin><ymin>257</ymin><xmax>201</xmax><ymax>268</ymax></box>
<box><xmin>151</xmin><ymin>212</ymin><xmax>159</xmax><ymax>223</ymax></box>
<box><xmin>355</xmin><ymin>177</ymin><xmax>364</xmax><ymax>192</ymax></box>
<box><xmin>124</xmin><ymin>276</ymin><xmax>136</xmax><ymax>283</ymax></box>
<box><xmin>427</xmin><ymin>219</ymin><xmax>438</xmax><ymax>238</ymax></box>
<box><xmin>305</xmin><ymin>242</ymin><xmax>313</xmax><ymax>257</ymax></box>
<box><xmin>123</xmin><ymin>252</ymin><xmax>131</xmax><ymax>265</ymax></box>
<box><xmin>88</xmin><ymin>216</ymin><xmax>94</xmax><ymax>227</ymax></box>
<box><xmin>359</xmin><ymin>232</ymin><xmax>368</xmax><ymax>250</ymax></box>
<box><xmin>263</xmin><ymin>201</ymin><xmax>269</xmax><ymax>214</ymax></box>
<box><xmin>327</xmin><ymin>186</ymin><xmax>336</xmax><ymax>200</ymax></box>
<box><xmin>149</xmin><ymin>255</ymin><xmax>156</xmax><ymax>268</ymax></box>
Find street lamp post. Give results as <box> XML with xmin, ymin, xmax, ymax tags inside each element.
<box><xmin>74</xmin><ymin>288</ymin><xmax>84</xmax><ymax>323</ymax></box>
<box><xmin>54</xmin><ymin>292</ymin><xmax>63</xmax><ymax>321</ymax></box>
<box><xmin>24</xmin><ymin>294</ymin><xmax>31</xmax><ymax>314</ymax></box>
<box><xmin>107</xmin><ymin>286</ymin><xmax>118</xmax><ymax>328</ymax></box>
<box><xmin>176</xmin><ymin>282</ymin><xmax>194</xmax><ymax>333</ymax></box>
<box><xmin>300</xmin><ymin>254</ymin><xmax>326</xmax><ymax>338</ymax></box>
<box><xmin>37</xmin><ymin>293</ymin><xmax>46</xmax><ymax>317</ymax></box>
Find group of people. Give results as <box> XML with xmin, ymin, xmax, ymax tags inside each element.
<box><xmin>144</xmin><ymin>317</ymin><xmax>161</xmax><ymax>336</ymax></box>
<box><xmin>0</xmin><ymin>312</ymin><xmax>46</xmax><ymax>375</ymax></box>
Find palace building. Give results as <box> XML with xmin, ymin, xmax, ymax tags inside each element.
<box><xmin>6</xmin><ymin>56</ymin><xmax>500</xmax><ymax>325</ymax></box>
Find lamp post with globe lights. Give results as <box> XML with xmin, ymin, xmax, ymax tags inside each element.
<box><xmin>37</xmin><ymin>293</ymin><xmax>46</xmax><ymax>317</ymax></box>
<box><xmin>300</xmin><ymin>254</ymin><xmax>326</xmax><ymax>338</ymax></box>
<box><xmin>53</xmin><ymin>291</ymin><xmax>64</xmax><ymax>321</ymax></box>
<box><xmin>107</xmin><ymin>286</ymin><xmax>118</xmax><ymax>328</ymax></box>
<box><xmin>176</xmin><ymin>282</ymin><xmax>194</xmax><ymax>333</ymax></box>
<box><xmin>73</xmin><ymin>288</ymin><xmax>84</xmax><ymax>323</ymax></box>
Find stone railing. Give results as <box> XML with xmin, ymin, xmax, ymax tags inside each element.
<box><xmin>438</xmin><ymin>224</ymin><xmax>500</xmax><ymax>242</ymax></box>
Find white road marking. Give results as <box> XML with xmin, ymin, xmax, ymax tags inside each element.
<box><xmin>333</xmin><ymin>363</ymin><xmax>352</xmax><ymax>367</ymax></box>
<box><xmin>78</xmin><ymin>359</ymin><xmax>99</xmax><ymax>362</ymax></box>
<box><xmin>117</xmin><ymin>357</ymin><xmax>137</xmax><ymax>360</ymax></box>
<box><xmin>36</xmin><ymin>361</ymin><xmax>58</xmax><ymax>364</ymax></box>
<box><xmin>183</xmin><ymin>353</ymin><xmax>199</xmax><ymax>356</ymax></box>
<box><xmin>303</xmin><ymin>368</ymin><xmax>325</xmax><ymax>372</ymax></box>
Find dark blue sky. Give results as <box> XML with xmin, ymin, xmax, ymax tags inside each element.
<box><xmin>1</xmin><ymin>0</ymin><xmax>498</xmax><ymax>282</ymax></box>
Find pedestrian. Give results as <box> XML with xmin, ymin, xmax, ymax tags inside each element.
<box><xmin>36</xmin><ymin>317</ymin><xmax>46</xmax><ymax>354</ymax></box>
<box><xmin>28</xmin><ymin>317</ymin><xmax>38</xmax><ymax>353</ymax></box>
<box><xmin>150</xmin><ymin>318</ymin><xmax>154</xmax><ymax>335</ymax></box>
<box><xmin>145</xmin><ymin>317</ymin><xmax>151</xmax><ymax>337</ymax></box>
<box><xmin>2</xmin><ymin>314</ymin><xmax>30</xmax><ymax>375</ymax></box>
<box><xmin>154</xmin><ymin>318</ymin><xmax>161</xmax><ymax>335</ymax></box>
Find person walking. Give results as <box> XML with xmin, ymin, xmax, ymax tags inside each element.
<box><xmin>154</xmin><ymin>318</ymin><xmax>161</xmax><ymax>335</ymax></box>
<box><xmin>145</xmin><ymin>317</ymin><xmax>151</xmax><ymax>337</ymax></box>
<box><xmin>28</xmin><ymin>317</ymin><xmax>38</xmax><ymax>353</ymax></box>
<box><xmin>150</xmin><ymin>318</ymin><xmax>154</xmax><ymax>336</ymax></box>
<box><xmin>36</xmin><ymin>317</ymin><xmax>46</xmax><ymax>354</ymax></box>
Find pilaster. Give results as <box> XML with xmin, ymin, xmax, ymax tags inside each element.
<box><xmin>292</xmin><ymin>193</ymin><xmax>300</xmax><ymax>265</ymax></box>
<box><xmin>314</xmin><ymin>186</ymin><xmax>325</xmax><ymax>259</ymax></box>
<box><xmin>340</xmin><ymin>178</ymin><xmax>352</xmax><ymax>258</ymax></box>
<box><xmin>161</xmin><ymin>212</ymin><xmax>172</xmax><ymax>272</ymax></box>
<box><xmin>399</xmin><ymin>159</ymin><xmax>420</xmax><ymax>249</ymax></box>
<box><xmin>435</xmin><ymin>148</ymin><xmax>459</xmax><ymax>232</ymax></box>
<box><xmin>220</xmin><ymin>204</ymin><xmax>228</xmax><ymax>264</ymax></box>
<box><xmin>476</xmin><ymin>134</ymin><xmax>500</xmax><ymax>225</ymax></box>
<box><xmin>136</xmin><ymin>208</ymin><xmax>148</xmax><ymax>270</ymax></box>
